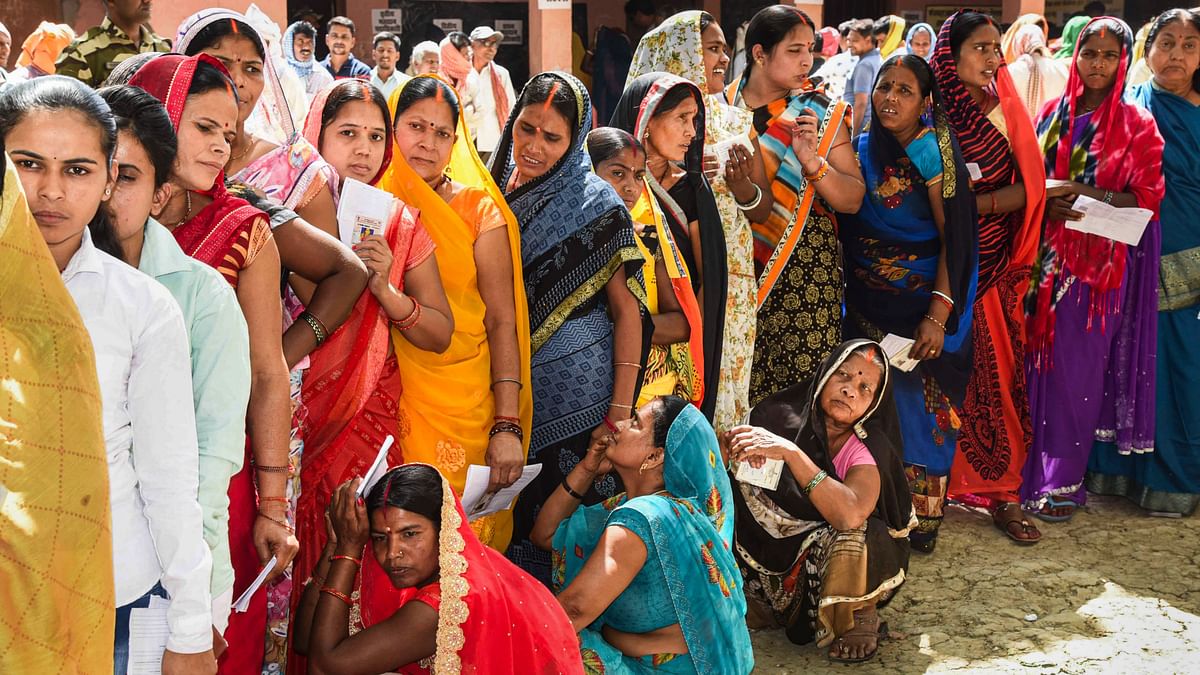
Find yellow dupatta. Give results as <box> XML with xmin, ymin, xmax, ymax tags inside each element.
<box><xmin>380</xmin><ymin>77</ymin><xmax>532</xmax><ymax>551</ymax></box>
<box><xmin>0</xmin><ymin>159</ymin><xmax>115</xmax><ymax>671</ymax></box>
<box><xmin>881</xmin><ymin>16</ymin><xmax>907</xmax><ymax>58</ymax></box>
<box><xmin>628</xmin><ymin>180</ymin><xmax>705</xmax><ymax>408</ymax></box>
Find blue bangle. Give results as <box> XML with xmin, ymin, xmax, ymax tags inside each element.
<box><xmin>802</xmin><ymin>469</ymin><xmax>828</xmax><ymax>495</ymax></box>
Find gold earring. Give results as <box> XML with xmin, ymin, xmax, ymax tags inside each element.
<box><xmin>638</xmin><ymin>458</ymin><xmax>651</xmax><ymax>475</ymax></box>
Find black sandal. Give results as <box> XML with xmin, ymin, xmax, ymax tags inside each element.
<box><xmin>993</xmin><ymin>503</ymin><xmax>1042</xmax><ymax>545</ymax></box>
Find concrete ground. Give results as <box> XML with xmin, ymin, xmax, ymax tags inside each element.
<box><xmin>749</xmin><ymin>495</ymin><xmax>1200</xmax><ymax>674</ymax></box>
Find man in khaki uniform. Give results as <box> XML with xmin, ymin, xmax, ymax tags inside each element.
<box><xmin>56</xmin><ymin>0</ymin><xmax>171</xmax><ymax>87</ymax></box>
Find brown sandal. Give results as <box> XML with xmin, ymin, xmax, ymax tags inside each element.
<box><xmin>993</xmin><ymin>502</ymin><xmax>1042</xmax><ymax>545</ymax></box>
<box><xmin>828</xmin><ymin>608</ymin><xmax>887</xmax><ymax>663</ymax></box>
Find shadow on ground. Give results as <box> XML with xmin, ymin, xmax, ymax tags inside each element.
<box><xmin>749</xmin><ymin>495</ymin><xmax>1200</xmax><ymax>673</ymax></box>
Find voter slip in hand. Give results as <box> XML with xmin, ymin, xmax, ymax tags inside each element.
<box><xmin>357</xmin><ymin>435</ymin><xmax>395</xmax><ymax>500</ymax></box>
<box><xmin>460</xmin><ymin>464</ymin><xmax>543</xmax><ymax>521</ymax></box>
<box><xmin>710</xmin><ymin>132</ymin><xmax>754</xmax><ymax>173</ymax></box>
<box><xmin>231</xmin><ymin>556</ymin><xmax>278</xmax><ymax>613</ymax></box>
<box><xmin>879</xmin><ymin>333</ymin><xmax>920</xmax><ymax>372</ymax></box>
<box><xmin>337</xmin><ymin>178</ymin><xmax>395</xmax><ymax>246</ymax></box>
<box><xmin>735</xmin><ymin>458</ymin><xmax>784</xmax><ymax>491</ymax></box>
<box><xmin>1065</xmin><ymin>194</ymin><xmax>1154</xmax><ymax>246</ymax></box>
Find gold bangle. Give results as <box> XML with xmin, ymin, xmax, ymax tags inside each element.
<box><xmin>320</xmin><ymin>586</ymin><xmax>353</xmax><ymax>605</ymax></box>
<box><xmin>613</xmin><ymin>362</ymin><xmax>643</xmax><ymax>369</ymax></box>
<box><xmin>803</xmin><ymin>157</ymin><xmax>830</xmax><ymax>183</ymax></box>
<box><xmin>923</xmin><ymin>314</ymin><xmax>947</xmax><ymax>332</ymax></box>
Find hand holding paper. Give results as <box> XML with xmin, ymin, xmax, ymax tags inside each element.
<box><xmin>357</xmin><ymin>435</ymin><xmax>395</xmax><ymax>500</ymax></box>
<box><xmin>880</xmin><ymin>333</ymin><xmax>920</xmax><ymax>372</ymax></box>
<box><xmin>461</xmin><ymin>464</ymin><xmax>543</xmax><ymax>521</ymax></box>
<box><xmin>1065</xmin><ymin>194</ymin><xmax>1153</xmax><ymax>246</ymax></box>
<box><xmin>337</xmin><ymin>178</ymin><xmax>395</xmax><ymax>246</ymax></box>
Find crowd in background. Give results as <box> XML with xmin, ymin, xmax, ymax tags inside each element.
<box><xmin>1</xmin><ymin>1</ymin><xmax>1198</xmax><ymax>674</ymax></box>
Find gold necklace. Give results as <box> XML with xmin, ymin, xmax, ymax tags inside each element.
<box><xmin>230</xmin><ymin>136</ymin><xmax>254</xmax><ymax>163</ymax></box>
<box><xmin>174</xmin><ymin>190</ymin><xmax>193</xmax><ymax>228</ymax></box>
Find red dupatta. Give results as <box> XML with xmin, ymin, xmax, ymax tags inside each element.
<box><xmin>128</xmin><ymin>54</ymin><xmax>264</xmax><ymax>280</ymax></box>
<box><xmin>298</xmin><ymin>79</ymin><xmax>409</xmax><ymax>454</ymax></box>
<box><xmin>358</xmin><ymin>465</ymin><xmax>584</xmax><ymax>673</ymax></box>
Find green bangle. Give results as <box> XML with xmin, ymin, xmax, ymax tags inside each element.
<box><xmin>802</xmin><ymin>469</ymin><xmax>828</xmax><ymax>495</ymax></box>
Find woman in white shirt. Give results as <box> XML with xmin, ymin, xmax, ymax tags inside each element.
<box><xmin>0</xmin><ymin>76</ymin><xmax>216</xmax><ymax>675</ymax></box>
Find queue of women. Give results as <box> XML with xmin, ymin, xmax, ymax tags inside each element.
<box><xmin>2</xmin><ymin>3</ymin><xmax>1197</xmax><ymax>673</ymax></box>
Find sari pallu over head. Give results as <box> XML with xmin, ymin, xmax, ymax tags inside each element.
<box><xmin>907</xmin><ymin>23</ymin><xmax>936</xmax><ymax>61</ymax></box>
<box><xmin>610</xmin><ymin>72</ymin><xmax>728</xmax><ymax>421</ymax></box>
<box><xmin>378</xmin><ymin>75</ymin><xmax>533</xmax><ymax>548</ymax></box>
<box><xmin>176</xmin><ymin>9</ymin><xmax>335</xmax><ymax>211</ymax></box>
<box><xmin>931</xmin><ymin>10</ymin><xmax>1046</xmax><ymax>291</ymax></box>
<box><xmin>490</xmin><ymin>71</ymin><xmax>650</xmax><ymax>454</ymax></box>
<box><xmin>735</xmin><ymin>339</ymin><xmax>913</xmax><ymax>579</ymax></box>
<box><xmin>553</xmin><ymin>404</ymin><xmax>754</xmax><ymax>674</ymax></box>
<box><xmin>839</xmin><ymin>57</ymin><xmax>979</xmax><ymax>403</ymax></box>
<box><xmin>127</xmin><ymin>53</ymin><xmax>267</xmax><ymax>280</ymax></box>
<box><xmin>360</xmin><ymin>464</ymin><xmax>583</xmax><ymax>673</ymax></box>
<box><xmin>298</xmin><ymin>78</ymin><xmax>415</xmax><ymax>455</ymax></box>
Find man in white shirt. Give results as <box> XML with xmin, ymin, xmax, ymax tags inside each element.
<box><xmin>370</xmin><ymin>31</ymin><xmax>409</xmax><ymax>100</ymax></box>
<box><xmin>466</xmin><ymin>25</ymin><xmax>515</xmax><ymax>162</ymax></box>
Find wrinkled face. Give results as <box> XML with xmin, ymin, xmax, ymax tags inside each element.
<box><xmin>8</xmin><ymin>109</ymin><xmax>115</xmax><ymax>251</ymax></box>
<box><xmin>174</xmin><ymin>88</ymin><xmax>238</xmax><ymax>191</ymax></box>
<box><xmin>910</xmin><ymin>28</ymin><xmax>933</xmax><ymax>58</ymax></box>
<box><xmin>818</xmin><ymin>352</ymin><xmax>883</xmax><ymax>429</ymax></box>
<box><xmin>645</xmin><ymin>93</ymin><xmax>698</xmax><ymax>163</ymax></box>
<box><xmin>1076</xmin><ymin>29</ymin><xmax>1123</xmax><ymax>94</ymax></box>
<box><xmin>701</xmin><ymin>22</ymin><xmax>731</xmax><ymax>94</ymax></box>
<box><xmin>511</xmin><ymin>103</ymin><xmax>572</xmax><ymax>182</ymax></box>
<box><xmin>199</xmin><ymin>34</ymin><xmax>265</xmax><ymax>125</ymax></box>
<box><xmin>415</xmin><ymin>51</ymin><xmax>440</xmax><ymax>75</ymax></box>
<box><xmin>872</xmin><ymin>63</ymin><xmax>925</xmax><ymax>133</ymax></box>
<box><xmin>846</xmin><ymin>29</ymin><xmax>873</xmax><ymax>56</ymax></box>
<box><xmin>374</xmin><ymin>40</ymin><xmax>398</xmax><ymax>70</ymax></box>
<box><xmin>606</xmin><ymin>400</ymin><xmax>661</xmax><ymax>470</ymax></box>
<box><xmin>320</xmin><ymin>98</ymin><xmax>388</xmax><ymax>187</ymax></box>
<box><xmin>758</xmin><ymin>23</ymin><xmax>816</xmax><ymax>90</ymax></box>
<box><xmin>293</xmin><ymin>32</ymin><xmax>315</xmax><ymax>62</ymax></box>
<box><xmin>595</xmin><ymin>145</ymin><xmax>647</xmax><ymax>210</ymax></box>
<box><xmin>0</xmin><ymin>31</ymin><xmax>10</xmax><ymax>68</ymax></box>
<box><xmin>954</xmin><ymin>22</ymin><xmax>1002</xmax><ymax>89</ymax></box>
<box><xmin>393</xmin><ymin>96</ymin><xmax>457</xmax><ymax>183</ymax></box>
<box><xmin>110</xmin><ymin>0</ymin><xmax>152</xmax><ymax>27</ymax></box>
<box><xmin>106</xmin><ymin>128</ymin><xmax>164</xmax><ymax>242</ymax></box>
<box><xmin>1148</xmin><ymin>19</ymin><xmax>1200</xmax><ymax>93</ymax></box>
<box><xmin>370</xmin><ymin>507</ymin><xmax>439</xmax><ymax>589</ymax></box>
<box><xmin>472</xmin><ymin>37</ymin><xmax>499</xmax><ymax>65</ymax></box>
<box><xmin>326</xmin><ymin>25</ymin><xmax>354</xmax><ymax>56</ymax></box>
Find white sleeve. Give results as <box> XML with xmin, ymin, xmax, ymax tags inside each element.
<box><xmin>129</xmin><ymin>288</ymin><xmax>214</xmax><ymax>654</ymax></box>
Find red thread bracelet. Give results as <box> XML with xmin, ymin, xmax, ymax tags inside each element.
<box><xmin>603</xmin><ymin>415</ymin><xmax>619</xmax><ymax>434</ymax></box>
<box><xmin>331</xmin><ymin>554</ymin><xmax>361</xmax><ymax>566</ymax></box>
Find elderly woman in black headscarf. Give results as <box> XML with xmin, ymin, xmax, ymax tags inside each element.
<box><xmin>724</xmin><ymin>339</ymin><xmax>915</xmax><ymax>664</ymax></box>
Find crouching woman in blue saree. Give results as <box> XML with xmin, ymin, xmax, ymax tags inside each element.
<box><xmin>531</xmin><ymin>395</ymin><xmax>755</xmax><ymax>673</ymax></box>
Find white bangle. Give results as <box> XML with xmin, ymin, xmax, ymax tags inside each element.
<box><xmin>735</xmin><ymin>183</ymin><xmax>763</xmax><ymax>211</ymax></box>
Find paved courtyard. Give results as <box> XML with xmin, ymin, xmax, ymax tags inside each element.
<box><xmin>750</xmin><ymin>496</ymin><xmax>1200</xmax><ymax>673</ymax></box>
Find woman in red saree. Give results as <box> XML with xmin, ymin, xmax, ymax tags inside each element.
<box><xmin>293</xmin><ymin>464</ymin><xmax>583</xmax><ymax>674</ymax></box>
<box><xmin>128</xmin><ymin>53</ymin><xmax>299</xmax><ymax>671</ymax></box>
<box><xmin>291</xmin><ymin>79</ymin><xmax>453</xmax><ymax>673</ymax></box>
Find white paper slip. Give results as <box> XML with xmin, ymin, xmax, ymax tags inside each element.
<box><xmin>461</xmin><ymin>464</ymin><xmax>543</xmax><ymax>521</ymax></box>
<box><xmin>232</xmin><ymin>556</ymin><xmax>278</xmax><ymax>613</ymax></box>
<box><xmin>336</xmin><ymin>178</ymin><xmax>395</xmax><ymax>246</ymax></box>
<box><xmin>356</xmin><ymin>435</ymin><xmax>395</xmax><ymax>500</ymax></box>
<box><xmin>710</xmin><ymin>132</ymin><xmax>754</xmax><ymax>172</ymax></box>
<box><xmin>965</xmin><ymin>162</ymin><xmax>983</xmax><ymax>182</ymax></box>
<box><xmin>127</xmin><ymin>606</ymin><xmax>170</xmax><ymax>675</ymax></box>
<box><xmin>879</xmin><ymin>333</ymin><xmax>920</xmax><ymax>372</ymax></box>
<box><xmin>735</xmin><ymin>458</ymin><xmax>784</xmax><ymax>491</ymax></box>
<box><xmin>1065</xmin><ymin>194</ymin><xmax>1154</xmax><ymax>246</ymax></box>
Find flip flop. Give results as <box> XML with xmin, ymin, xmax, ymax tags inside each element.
<box><xmin>828</xmin><ymin>620</ymin><xmax>888</xmax><ymax>663</ymax></box>
<box><xmin>1033</xmin><ymin>496</ymin><xmax>1077</xmax><ymax>523</ymax></box>
<box><xmin>993</xmin><ymin>504</ymin><xmax>1042</xmax><ymax>545</ymax></box>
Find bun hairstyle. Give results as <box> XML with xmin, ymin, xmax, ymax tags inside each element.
<box><xmin>743</xmin><ymin>5</ymin><xmax>816</xmax><ymax>78</ymax></box>
<box><xmin>0</xmin><ymin>76</ymin><xmax>123</xmax><ymax>261</ymax></box>
<box><xmin>366</xmin><ymin>464</ymin><xmax>444</xmax><ymax>531</ymax></box>
<box><xmin>586</xmin><ymin>127</ymin><xmax>644</xmax><ymax>167</ymax></box>
<box><xmin>651</xmin><ymin>395</ymin><xmax>690</xmax><ymax>449</ymax></box>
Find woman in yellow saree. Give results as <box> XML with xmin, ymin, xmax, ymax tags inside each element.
<box><xmin>380</xmin><ymin>75</ymin><xmax>533</xmax><ymax>551</ymax></box>
<box><xmin>0</xmin><ymin>157</ymin><xmax>114</xmax><ymax>672</ymax></box>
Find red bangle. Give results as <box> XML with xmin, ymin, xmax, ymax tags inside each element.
<box><xmin>320</xmin><ymin>586</ymin><xmax>353</xmax><ymax>605</ymax></box>
<box><xmin>259</xmin><ymin>496</ymin><xmax>289</xmax><ymax>505</ymax></box>
<box><xmin>393</xmin><ymin>297</ymin><xmax>422</xmax><ymax>330</ymax></box>
<box><xmin>932</xmin><ymin>294</ymin><xmax>953</xmax><ymax>313</ymax></box>
<box><xmin>494</xmin><ymin>415</ymin><xmax>521</xmax><ymax>424</ymax></box>
<box><xmin>603</xmin><ymin>415</ymin><xmax>619</xmax><ymax>434</ymax></box>
<box><xmin>331</xmin><ymin>554</ymin><xmax>361</xmax><ymax>566</ymax></box>
<box><xmin>989</xmin><ymin>192</ymin><xmax>997</xmax><ymax>214</ymax></box>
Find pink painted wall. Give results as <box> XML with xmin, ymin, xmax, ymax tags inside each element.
<box><xmin>66</xmin><ymin>0</ymin><xmax>288</xmax><ymax>45</ymax></box>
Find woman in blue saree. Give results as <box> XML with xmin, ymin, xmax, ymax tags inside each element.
<box><xmin>492</xmin><ymin>72</ymin><xmax>652</xmax><ymax>581</ymax></box>
<box><xmin>839</xmin><ymin>54</ymin><xmax>981</xmax><ymax>551</ymax></box>
<box><xmin>1088</xmin><ymin>9</ymin><xmax>1200</xmax><ymax>515</ymax></box>
<box><xmin>532</xmin><ymin>396</ymin><xmax>753</xmax><ymax>674</ymax></box>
